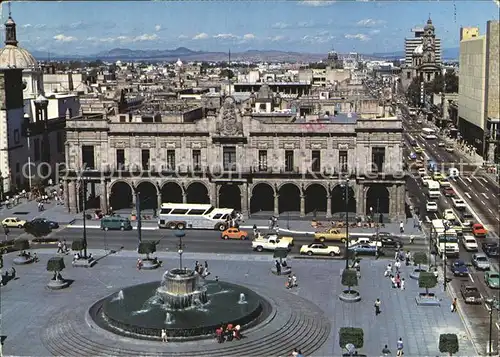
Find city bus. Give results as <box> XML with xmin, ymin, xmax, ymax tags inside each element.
<box><xmin>421</xmin><ymin>128</ymin><xmax>437</xmax><ymax>140</ymax></box>
<box><xmin>158</xmin><ymin>203</ymin><xmax>235</xmax><ymax>231</ymax></box>
<box><xmin>431</xmin><ymin>219</ymin><xmax>460</xmax><ymax>257</ymax></box>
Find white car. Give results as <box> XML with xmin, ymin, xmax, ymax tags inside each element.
<box><xmin>438</xmin><ymin>142</ymin><xmax>446</xmax><ymax>147</ymax></box>
<box><xmin>417</xmin><ymin>119</ymin><xmax>423</xmax><ymax>124</ymax></box>
<box><xmin>443</xmin><ymin>209</ymin><xmax>457</xmax><ymax>222</ymax></box>
<box><xmin>452</xmin><ymin>198</ymin><xmax>467</xmax><ymax>209</ymax></box>
<box><xmin>418</xmin><ymin>168</ymin><xmax>427</xmax><ymax>177</ymax></box>
<box><xmin>461</xmin><ymin>235</ymin><xmax>478</xmax><ymax>252</ymax></box>
<box><xmin>421</xmin><ymin>176</ymin><xmax>433</xmax><ymax>186</ymax></box>
<box><xmin>299</xmin><ymin>243</ymin><xmax>340</xmax><ymax>257</ymax></box>
<box><xmin>426</xmin><ymin>201</ymin><xmax>438</xmax><ymax>212</ymax></box>
<box><xmin>445</xmin><ymin>146</ymin><xmax>454</xmax><ymax>152</ymax></box>
<box><xmin>349</xmin><ymin>237</ymin><xmax>382</xmax><ymax>247</ymax></box>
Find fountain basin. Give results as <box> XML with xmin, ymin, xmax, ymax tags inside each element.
<box><xmin>90</xmin><ymin>280</ymin><xmax>270</xmax><ymax>340</ymax></box>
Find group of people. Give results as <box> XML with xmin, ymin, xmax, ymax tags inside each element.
<box><xmin>290</xmin><ymin>348</ymin><xmax>305</xmax><ymax>357</ymax></box>
<box><xmin>380</xmin><ymin>337</ymin><xmax>404</xmax><ymax>356</ymax></box>
<box><xmin>56</xmin><ymin>240</ymin><xmax>69</xmax><ymax>254</ymax></box>
<box><xmin>19</xmin><ymin>251</ymin><xmax>38</xmax><ymax>262</ymax></box>
<box><xmin>0</xmin><ymin>267</ymin><xmax>16</xmax><ymax>286</ymax></box>
<box><xmin>215</xmin><ymin>323</ymin><xmax>241</xmax><ymax>343</ymax></box>
<box><xmin>194</xmin><ymin>261</ymin><xmax>210</xmax><ymax>279</ymax></box>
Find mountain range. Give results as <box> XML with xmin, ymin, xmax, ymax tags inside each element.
<box><xmin>30</xmin><ymin>46</ymin><xmax>460</xmax><ymax>62</ymax></box>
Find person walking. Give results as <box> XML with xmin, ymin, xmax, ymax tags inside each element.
<box><xmin>161</xmin><ymin>329</ymin><xmax>168</xmax><ymax>342</ymax></box>
<box><xmin>451</xmin><ymin>298</ymin><xmax>457</xmax><ymax>313</ymax></box>
<box><xmin>395</xmin><ymin>260</ymin><xmax>401</xmax><ymax>273</ymax></box>
<box><xmin>374</xmin><ymin>298</ymin><xmax>381</xmax><ymax>315</ymax></box>
<box><xmin>399</xmin><ymin>221</ymin><xmax>404</xmax><ymax>234</ymax></box>
<box><xmin>400</xmin><ymin>278</ymin><xmax>405</xmax><ymax>290</ymax></box>
<box><xmin>57</xmin><ymin>240</ymin><xmax>64</xmax><ymax>253</ymax></box>
<box><xmin>275</xmin><ymin>260</ymin><xmax>281</xmax><ymax>276</ymax></box>
<box><xmin>397</xmin><ymin>337</ymin><xmax>404</xmax><ymax>352</ymax></box>
<box><xmin>382</xmin><ymin>345</ymin><xmax>391</xmax><ymax>356</ymax></box>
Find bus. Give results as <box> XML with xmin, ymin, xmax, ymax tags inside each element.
<box><xmin>158</xmin><ymin>203</ymin><xmax>236</xmax><ymax>231</ymax></box>
<box><xmin>431</xmin><ymin>219</ymin><xmax>460</xmax><ymax>257</ymax></box>
<box><xmin>421</xmin><ymin>128</ymin><xmax>437</xmax><ymax>140</ymax></box>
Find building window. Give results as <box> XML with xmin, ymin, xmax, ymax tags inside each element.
<box><xmin>427</xmin><ymin>73</ymin><xmax>431</xmax><ymax>81</ymax></box>
<box><xmin>116</xmin><ymin>149</ymin><xmax>125</xmax><ymax>169</ymax></box>
<box><xmin>15</xmin><ymin>162</ymin><xmax>20</xmax><ymax>173</ymax></box>
<box><xmin>339</xmin><ymin>150</ymin><xmax>348</xmax><ymax>173</ymax></box>
<box><xmin>56</xmin><ymin>132</ymin><xmax>64</xmax><ymax>153</ymax></box>
<box><xmin>406</xmin><ymin>72</ymin><xmax>411</xmax><ymax>79</ymax></box>
<box><xmin>192</xmin><ymin>149</ymin><xmax>201</xmax><ymax>171</ymax></box>
<box><xmin>33</xmin><ymin>138</ymin><xmax>40</xmax><ymax>161</ymax></box>
<box><xmin>82</xmin><ymin>145</ymin><xmax>95</xmax><ymax>169</ymax></box>
<box><xmin>141</xmin><ymin>149</ymin><xmax>150</xmax><ymax>170</ymax></box>
<box><xmin>258</xmin><ymin>150</ymin><xmax>268</xmax><ymax>171</ymax></box>
<box><xmin>166</xmin><ymin>150</ymin><xmax>175</xmax><ymax>170</ymax></box>
<box><xmin>285</xmin><ymin>150</ymin><xmax>294</xmax><ymax>172</ymax></box>
<box><xmin>311</xmin><ymin>150</ymin><xmax>321</xmax><ymax>172</ymax></box>
<box><xmin>223</xmin><ymin>146</ymin><xmax>237</xmax><ymax>171</ymax></box>
<box><xmin>372</xmin><ymin>147</ymin><xmax>386</xmax><ymax>173</ymax></box>
<box><xmin>13</xmin><ymin>129</ymin><xmax>20</xmax><ymax>144</ymax></box>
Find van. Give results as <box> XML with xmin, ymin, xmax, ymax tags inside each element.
<box><xmin>100</xmin><ymin>216</ymin><xmax>133</xmax><ymax>231</ymax></box>
<box><xmin>427</xmin><ymin>180</ymin><xmax>441</xmax><ymax>198</ymax></box>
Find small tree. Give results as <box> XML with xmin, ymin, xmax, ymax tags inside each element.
<box><xmin>439</xmin><ymin>333</ymin><xmax>459</xmax><ymax>356</ymax></box>
<box><xmin>14</xmin><ymin>239</ymin><xmax>30</xmax><ymax>252</ymax></box>
<box><xmin>339</xmin><ymin>327</ymin><xmax>364</xmax><ymax>349</ymax></box>
<box><xmin>0</xmin><ymin>253</ymin><xmax>3</xmax><ymax>269</ymax></box>
<box><xmin>413</xmin><ymin>251</ymin><xmax>427</xmax><ymax>271</ymax></box>
<box><xmin>418</xmin><ymin>271</ymin><xmax>438</xmax><ymax>295</ymax></box>
<box><xmin>47</xmin><ymin>257</ymin><xmax>66</xmax><ymax>281</ymax></box>
<box><xmin>71</xmin><ymin>239</ymin><xmax>85</xmax><ymax>256</ymax></box>
<box><xmin>341</xmin><ymin>269</ymin><xmax>358</xmax><ymax>293</ymax></box>
<box><xmin>138</xmin><ymin>241</ymin><xmax>157</xmax><ymax>260</ymax></box>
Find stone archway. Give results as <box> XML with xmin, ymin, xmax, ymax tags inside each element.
<box><xmin>186</xmin><ymin>182</ymin><xmax>210</xmax><ymax>204</ymax></box>
<box><xmin>250</xmin><ymin>183</ymin><xmax>274</xmax><ymax>214</ymax></box>
<box><xmin>136</xmin><ymin>181</ymin><xmax>158</xmax><ymax>210</ymax></box>
<box><xmin>330</xmin><ymin>185</ymin><xmax>356</xmax><ymax>215</ymax></box>
<box><xmin>305</xmin><ymin>184</ymin><xmax>327</xmax><ymax>216</ymax></box>
<box><xmin>366</xmin><ymin>184</ymin><xmax>390</xmax><ymax>214</ymax></box>
<box><xmin>218</xmin><ymin>184</ymin><xmax>241</xmax><ymax>210</ymax></box>
<box><xmin>278</xmin><ymin>183</ymin><xmax>300</xmax><ymax>214</ymax></box>
<box><xmin>109</xmin><ymin>181</ymin><xmax>133</xmax><ymax>210</ymax></box>
<box><xmin>161</xmin><ymin>182</ymin><xmax>183</xmax><ymax>204</ymax></box>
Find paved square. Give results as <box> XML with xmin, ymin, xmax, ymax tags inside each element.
<box><xmin>1</xmin><ymin>249</ymin><xmax>476</xmax><ymax>356</ymax></box>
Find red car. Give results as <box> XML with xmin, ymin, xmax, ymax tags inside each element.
<box><xmin>472</xmin><ymin>224</ymin><xmax>487</xmax><ymax>238</ymax></box>
<box><xmin>443</xmin><ymin>187</ymin><xmax>456</xmax><ymax>197</ymax></box>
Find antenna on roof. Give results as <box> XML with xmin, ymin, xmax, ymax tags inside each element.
<box><xmin>8</xmin><ymin>1</ymin><xmax>12</xmax><ymax>17</ymax></box>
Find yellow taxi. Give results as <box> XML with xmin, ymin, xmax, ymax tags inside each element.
<box><xmin>432</xmin><ymin>172</ymin><xmax>445</xmax><ymax>181</ymax></box>
<box><xmin>1</xmin><ymin>217</ymin><xmax>27</xmax><ymax>228</ymax></box>
<box><xmin>221</xmin><ymin>227</ymin><xmax>249</xmax><ymax>240</ymax></box>
<box><xmin>414</xmin><ymin>147</ymin><xmax>424</xmax><ymax>154</ymax></box>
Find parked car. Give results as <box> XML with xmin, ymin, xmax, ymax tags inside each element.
<box><xmin>472</xmin><ymin>223</ymin><xmax>487</xmax><ymax>238</ymax></box>
<box><xmin>314</xmin><ymin>228</ymin><xmax>347</xmax><ymax>243</ymax></box>
<box><xmin>443</xmin><ymin>187</ymin><xmax>456</xmax><ymax>197</ymax></box>
<box><xmin>348</xmin><ymin>244</ymin><xmax>382</xmax><ymax>255</ymax></box>
<box><xmin>451</xmin><ymin>260</ymin><xmax>469</xmax><ymax>276</ymax></box>
<box><xmin>438</xmin><ymin>142</ymin><xmax>446</xmax><ymax>147</ymax></box>
<box><xmin>299</xmin><ymin>243</ymin><xmax>340</xmax><ymax>257</ymax></box>
<box><xmin>471</xmin><ymin>253</ymin><xmax>490</xmax><ymax>270</ymax></box>
<box><xmin>445</xmin><ymin>146</ymin><xmax>455</xmax><ymax>152</ymax></box>
<box><xmin>221</xmin><ymin>227</ymin><xmax>249</xmax><ymax>240</ymax></box>
<box><xmin>426</xmin><ymin>201</ymin><xmax>438</xmax><ymax>212</ymax></box>
<box><xmin>369</xmin><ymin>233</ymin><xmax>403</xmax><ymax>248</ymax></box>
<box><xmin>1</xmin><ymin>217</ymin><xmax>26</xmax><ymax>228</ymax></box>
<box><xmin>421</xmin><ymin>176</ymin><xmax>433</xmax><ymax>186</ymax></box>
<box><xmin>484</xmin><ymin>271</ymin><xmax>500</xmax><ymax>289</ymax></box>
<box><xmin>460</xmin><ymin>284</ymin><xmax>482</xmax><ymax>304</ymax></box>
<box><xmin>30</xmin><ymin>218</ymin><xmax>59</xmax><ymax>229</ymax></box>
<box><xmin>461</xmin><ymin>235</ymin><xmax>478</xmax><ymax>251</ymax></box>
<box><xmin>452</xmin><ymin>198</ymin><xmax>467</xmax><ymax>210</ymax></box>
<box><xmin>482</xmin><ymin>243</ymin><xmax>499</xmax><ymax>258</ymax></box>
<box><xmin>417</xmin><ymin>168</ymin><xmax>427</xmax><ymax>176</ymax></box>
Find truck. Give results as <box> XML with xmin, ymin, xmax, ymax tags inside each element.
<box><xmin>431</xmin><ymin>219</ymin><xmax>460</xmax><ymax>257</ymax></box>
<box><xmin>427</xmin><ymin>180</ymin><xmax>441</xmax><ymax>199</ymax></box>
<box><xmin>314</xmin><ymin>228</ymin><xmax>347</xmax><ymax>243</ymax></box>
<box><xmin>252</xmin><ymin>236</ymin><xmax>290</xmax><ymax>252</ymax></box>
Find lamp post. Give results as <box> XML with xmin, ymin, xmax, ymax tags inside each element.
<box><xmin>485</xmin><ymin>298</ymin><xmax>499</xmax><ymax>356</ymax></box>
<box><xmin>134</xmin><ymin>189</ymin><xmax>142</xmax><ymax>245</ymax></box>
<box><xmin>342</xmin><ymin>178</ymin><xmax>350</xmax><ymax>269</ymax></box>
<box><xmin>80</xmin><ymin>178</ymin><xmax>88</xmax><ymax>259</ymax></box>
<box><xmin>175</xmin><ymin>230</ymin><xmax>185</xmax><ymax>271</ymax></box>
<box><xmin>375</xmin><ymin>199</ymin><xmax>380</xmax><ymax>257</ymax></box>
<box><xmin>442</xmin><ymin>220</ymin><xmax>449</xmax><ymax>291</ymax></box>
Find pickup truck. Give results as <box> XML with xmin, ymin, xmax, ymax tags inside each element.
<box><xmin>452</xmin><ymin>198</ymin><xmax>467</xmax><ymax>210</ymax></box>
<box><xmin>314</xmin><ymin>228</ymin><xmax>347</xmax><ymax>243</ymax></box>
<box><xmin>461</xmin><ymin>284</ymin><xmax>482</xmax><ymax>304</ymax></box>
<box><xmin>256</xmin><ymin>233</ymin><xmax>294</xmax><ymax>247</ymax></box>
<box><xmin>349</xmin><ymin>237</ymin><xmax>382</xmax><ymax>247</ymax></box>
<box><xmin>443</xmin><ymin>209</ymin><xmax>457</xmax><ymax>223</ymax></box>
<box><xmin>252</xmin><ymin>237</ymin><xmax>290</xmax><ymax>252</ymax></box>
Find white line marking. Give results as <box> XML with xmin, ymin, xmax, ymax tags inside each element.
<box><xmin>481</xmin><ymin>177</ymin><xmax>488</xmax><ymax>183</ymax></box>
<box><xmin>469</xmin><ymin>273</ymin><xmax>475</xmax><ymax>283</ymax></box>
<box><xmin>481</xmin><ymin>200</ymin><xmax>486</xmax><ymax>205</ymax></box>
<box><xmin>488</xmin><ymin>208</ymin><xmax>494</xmax><ymax>214</ymax></box>
<box><xmin>465</xmin><ymin>192</ymin><xmax>472</xmax><ymax>199</ymax></box>
<box><xmin>476</xmin><ymin>178</ymin><xmax>486</xmax><ymax>188</ymax></box>
<box><xmin>496</xmin><ymin>323</ymin><xmax>500</xmax><ymax>331</ymax></box>
<box><xmin>466</xmin><ymin>177</ymin><xmax>472</xmax><ymax>183</ymax></box>
<box><xmin>482</xmin><ymin>193</ymin><xmax>489</xmax><ymax>199</ymax></box>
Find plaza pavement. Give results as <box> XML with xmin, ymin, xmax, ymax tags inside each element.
<box><xmin>1</xmin><ymin>248</ymin><xmax>476</xmax><ymax>356</ymax></box>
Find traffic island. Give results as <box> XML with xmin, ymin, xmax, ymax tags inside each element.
<box><xmin>339</xmin><ymin>269</ymin><xmax>361</xmax><ymax>303</ymax></box>
<box><xmin>140</xmin><ymin>258</ymin><xmax>161</xmax><ymax>270</ymax></box>
<box><xmin>46</xmin><ymin>257</ymin><xmax>70</xmax><ymax>290</ymax></box>
<box><xmin>13</xmin><ymin>255</ymin><xmax>36</xmax><ymax>265</ymax></box>
<box><xmin>415</xmin><ymin>272</ymin><xmax>439</xmax><ymax>306</ymax></box>
<box><xmin>13</xmin><ymin>240</ymin><xmax>35</xmax><ymax>265</ymax></box>
<box><xmin>339</xmin><ymin>289</ymin><xmax>361</xmax><ymax>303</ymax></box>
<box><xmin>415</xmin><ymin>293</ymin><xmax>440</xmax><ymax>306</ymax></box>
<box><xmin>47</xmin><ymin>278</ymin><xmax>70</xmax><ymax>290</ymax></box>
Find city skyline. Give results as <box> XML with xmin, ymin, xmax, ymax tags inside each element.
<box><xmin>2</xmin><ymin>1</ymin><xmax>498</xmax><ymax>55</ymax></box>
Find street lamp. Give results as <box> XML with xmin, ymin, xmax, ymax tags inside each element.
<box><xmin>485</xmin><ymin>298</ymin><xmax>499</xmax><ymax>356</ymax></box>
<box><xmin>174</xmin><ymin>230</ymin><xmax>185</xmax><ymax>271</ymax></box>
<box><xmin>24</xmin><ymin>113</ymin><xmax>33</xmax><ymax>190</ymax></box>
<box><xmin>342</xmin><ymin>178</ymin><xmax>350</xmax><ymax>269</ymax></box>
<box><xmin>375</xmin><ymin>199</ymin><xmax>380</xmax><ymax>257</ymax></box>
<box><xmin>133</xmin><ymin>188</ymin><xmax>142</xmax><ymax>245</ymax></box>
<box><xmin>442</xmin><ymin>219</ymin><xmax>450</xmax><ymax>291</ymax></box>
<box><xmin>80</xmin><ymin>178</ymin><xmax>88</xmax><ymax>259</ymax></box>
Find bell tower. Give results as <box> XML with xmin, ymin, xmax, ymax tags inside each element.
<box><xmin>422</xmin><ymin>17</ymin><xmax>436</xmax><ymax>64</ymax></box>
<box><xmin>4</xmin><ymin>3</ymin><xmax>18</xmax><ymax>47</ymax></box>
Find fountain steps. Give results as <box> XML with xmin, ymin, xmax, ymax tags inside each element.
<box><xmin>42</xmin><ymin>291</ymin><xmax>330</xmax><ymax>357</ymax></box>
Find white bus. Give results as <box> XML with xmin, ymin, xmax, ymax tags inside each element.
<box><xmin>431</xmin><ymin>219</ymin><xmax>460</xmax><ymax>257</ymax></box>
<box><xmin>421</xmin><ymin>128</ymin><xmax>437</xmax><ymax>140</ymax></box>
<box><xmin>158</xmin><ymin>203</ymin><xmax>235</xmax><ymax>231</ymax></box>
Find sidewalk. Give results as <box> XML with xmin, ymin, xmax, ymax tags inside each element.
<box><xmin>0</xmin><ymin>200</ymin><xmax>77</xmax><ymax>224</ymax></box>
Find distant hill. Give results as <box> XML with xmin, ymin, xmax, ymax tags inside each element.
<box><xmin>371</xmin><ymin>47</ymin><xmax>459</xmax><ymax>61</ymax></box>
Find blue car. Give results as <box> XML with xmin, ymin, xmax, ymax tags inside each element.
<box><xmin>30</xmin><ymin>218</ymin><xmax>59</xmax><ymax>229</ymax></box>
<box><xmin>410</xmin><ymin>152</ymin><xmax>417</xmax><ymax>160</ymax></box>
<box><xmin>348</xmin><ymin>244</ymin><xmax>381</xmax><ymax>255</ymax></box>
<box><xmin>451</xmin><ymin>260</ymin><xmax>469</xmax><ymax>277</ymax></box>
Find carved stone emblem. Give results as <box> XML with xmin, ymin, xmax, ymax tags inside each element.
<box><xmin>216</xmin><ymin>96</ymin><xmax>243</xmax><ymax>137</ymax></box>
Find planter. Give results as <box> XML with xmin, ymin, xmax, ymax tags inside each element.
<box><xmin>271</xmin><ymin>266</ymin><xmax>292</xmax><ymax>275</ymax></box>
<box><xmin>47</xmin><ymin>279</ymin><xmax>69</xmax><ymax>290</ymax></box>
<box><xmin>141</xmin><ymin>259</ymin><xmax>161</xmax><ymax>270</ymax></box>
<box><xmin>415</xmin><ymin>293</ymin><xmax>440</xmax><ymax>306</ymax></box>
<box><xmin>410</xmin><ymin>267</ymin><xmax>428</xmax><ymax>280</ymax></box>
<box><xmin>72</xmin><ymin>257</ymin><xmax>96</xmax><ymax>268</ymax></box>
<box><xmin>339</xmin><ymin>289</ymin><xmax>361</xmax><ymax>303</ymax></box>
<box><xmin>13</xmin><ymin>256</ymin><xmax>35</xmax><ymax>265</ymax></box>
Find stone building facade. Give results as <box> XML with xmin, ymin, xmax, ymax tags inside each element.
<box><xmin>63</xmin><ymin>96</ymin><xmax>406</xmax><ymax>221</ymax></box>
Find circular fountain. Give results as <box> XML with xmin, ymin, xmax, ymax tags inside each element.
<box><xmin>90</xmin><ymin>268</ymin><xmax>270</xmax><ymax>340</ymax></box>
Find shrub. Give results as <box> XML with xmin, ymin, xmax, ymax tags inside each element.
<box><xmin>418</xmin><ymin>272</ymin><xmax>438</xmax><ymax>295</ymax></box>
<box><xmin>0</xmin><ymin>253</ymin><xmax>3</xmax><ymax>269</ymax></box>
<box><xmin>339</xmin><ymin>327</ymin><xmax>364</xmax><ymax>349</ymax></box>
<box><xmin>413</xmin><ymin>251</ymin><xmax>427</xmax><ymax>270</ymax></box>
<box><xmin>47</xmin><ymin>257</ymin><xmax>65</xmax><ymax>273</ymax></box>
<box><xmin>138</xmin><ymin>241</ymin><xmax>157</xmax><ymax>259</ymax></box>
<box><xmin>71</xmin><ymin>239</ymin><xmax>85</xmax><ymax>253</ymax></box>
<box><xmin>14</xmin><ymin>239</ymin><xmax>30</xmax><ymax>251</ymax></box>
<box><xmin>341</xmin><ymin>269</ymin><xmax>358</xmax><ymax>292</ymax></box>
<box><xmin>439</xmin><ymin>333</ymin><xmax>459</xmax><ymax>356</ymax></box>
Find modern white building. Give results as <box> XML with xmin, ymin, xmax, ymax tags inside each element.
<box><xmin>404</xmin><ymin>26</ymin><xmax>442</xmax><ymax>66</ymax></box>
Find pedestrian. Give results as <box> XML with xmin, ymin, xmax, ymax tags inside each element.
<box><xmin>161</xmin><ymin>329</ymin><xmax>168</xmax><ymax>342</ymax></box>
<box><xmin>291</xmin><ymin>274</ymin><xmax>297</xmax><ymax>287</ymax></box>
<box><xmin>274</xmin><ymin>224</ymin><xmax>279</xmax><ymax>234</ymax></box>
<box><xmin>395</xmin><ymin>274</ymin><xmax>401</xmax><ymax>288</ymax></box>
<box><xmin>62</xmin><ymin>240</ymin><xmax>68</xmax><ymax>253</ymax></box>
<box><xmin>395</xmin><ymin>260</ymin><xmax>401</xmax><ymax>272</ymax></box>
<box><xmin>204</xmin><ymin>261</ymin><xmax>209</xmax><ymax>270</ymax></box>
<box><xmin>384</xmin><ymin>264</ymin><xmax>392</xmax><ymax>277</ymax></box>
<box><xmin>252</xmin><ymin>224</ymin><xmax>257</xmax><ymax>237</ymax></box>
<box><xmin>391</xmin><ymin>275</ymin><xmax>396</xmax><ymax>288</ymax></box>
<box><xmin>268</xmin><ymin>217</ymin><xmax>273</xmax><ymax>230</ymax></box>
<box><xmin>356</xmin><ymin>269</ymin><xmax>361</xmax><ymax>280</ymax></box>
<box><xmin>410</xmin><ymin>235</ymin><xmax>415</xmax><ymax>244</ymax></box>
<box><xmin>4</xmin><ymin>226</ymin><xmax>9</xmax><ymax>240</ymax></box>
<box><xmin>382</xmin><ymin>345</ymin><xmax>391</xmax><ymax>356</ymax></box>
<box><xmin>394</xmin><ymin>249</ymin><xmax>399</xmax><ymax>260</ymax></box>
<box><xmin>400</xmin><ymin>278</ymin><xmax>405</xmax><ymax>290</ymax></box>
<box><xmin>399</xmin><ymin>221</ymin><xmax>404</xmax><ymax>234</ymax></box>
<box><xmin>397</xmin><ymin>337</ymin><xmax>404</xmax><ymax>352</ymax></box>
<box><xmin>57</xmin><ymin>240</ymin><xmax>64</xmax><ymax>253</ymax></box>
<box><xmin>374</xmin><ymin>298</ymin><xmax>381</xmax><ymax>315</ymax></box>
<box><xmin>451</xmin><ymin>298</ymin><xmax>457</xmax><ymax>313</ymax></box>
<box><xmin>275</xmin><ymin>260</ymin><xmax>281</xmax><ymax>276</ymax></box>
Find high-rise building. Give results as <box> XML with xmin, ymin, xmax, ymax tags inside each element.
<box><xmin>405</xmin><ymin>26</ymin><xmax>442</xmax><ymax>65</ymax></box>
<box><xmin>460</xmin><ymin>27</ymin><xmax>479</xmax><ymax>41</ymax></box>
<box><xmin>458</xmin><ymin>20</ymin><xmax>499</xmax><ymax>163</ymax></box>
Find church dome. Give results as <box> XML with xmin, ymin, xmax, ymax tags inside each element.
<box><xmin>0</xmin><ymin>45</ymin><xmax>38</xmax><ymax>69</ymax></box>
<box><xmin>424</xmin><ymin>18</ymin><xmax>435</xmax><ymax>30</ymax></box>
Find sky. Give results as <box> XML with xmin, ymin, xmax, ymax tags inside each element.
<box><xmin>1</xmin><ymin>1</ymin><xmax>499</xmax><ymax>55</ymax></box>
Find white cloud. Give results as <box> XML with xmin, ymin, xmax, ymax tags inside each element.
<box><xmin>22</xmin><ymin>24</ymin><xmax>32</xmax><ymax>28</ymax></box>
<box><xmin>369</xmin><ymin>29</ymin><xmax>381</xmax><ymax>35</ymax></box>
<box><xmin>155</xmin><ymin>25</ymin><xmax>162</xmax><ymax>32</ymax></box>
<box><xmin>53</xmin><ymin>34</ymin><xmax>77</xmax><ymax>42</ymax></box>
<box><xmin>344</xmin><ymin>33</ymin><xmax>370</xmax><ymax>41</ymax></box>
<box><xmin>213</xmin><ymin>33</ymin><xmax>238</xmax><ymax>39</ymax></box>
<box><xmin>192</xmin><ymin>32</ymin><xmax>209</xmax><ymax>40</ymax></box>
<box><xmin>299</xmin><ymin>1</ymin><xmax>336</xmax><ymax>6</ymax></box>
<box><xmin>178</xmin><ymin>35</ymin><xmax>189</xmax><ymax>39</ymax></box>
<box><xmin>21</xmin><ymin>23</ymin><xmax>45</xmax><ymax>29</ymax></box>
<box><xmin>243</xmin><ymin>33</ymin><xmax>256</xmax><ymax>40</ymax></box>
<box><xmin>271</xmin><ymin>22</ymin><xmax>290</xmax><ymax>29</ymax></box>
<box><xmin>268</xmin><ymin>35</ymin><xmax>286</xmax><ymax>42</ymax></box>
<box><xmin>86</xmin><ymin>34</ymin><xmax>158</xmax><ymax>43</ymax></box>
<box><xmin>301</xmin><ymin>34</ymin><xmax>335</xmax><ymax>44</ymax></box>
<box><xmin>134</xmin><ymin>33</ymin><xmax>159</xmax><ymax>41</ymax></box>
<box><xmin>356</xmin><ymin>19</ymin><xmax>386</xmax><ymax>27</ymax></box>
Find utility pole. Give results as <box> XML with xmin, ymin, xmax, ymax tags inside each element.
<box><xmin>81</xmin><ymin>178</ymin><xmax>88</xmax><ymax>258</ymax></box>
<box><xmin>375</xmin><ymin>198</ymin><xmax>380</xmax><ymax>257</ymax></box>
<box><xmin>344</xmin><ymin>178</ymin><xmax>350</xmax><ymax>269</ymax></box>
<box><xmin>135</xmin><ymin>190</ymin><xmax>142</xmax><ymax>245</ymax></box>
<box><xmin>443</xmin><ymin>220</ymin><xmax>448</xmax><ymax>291</ymax></box>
